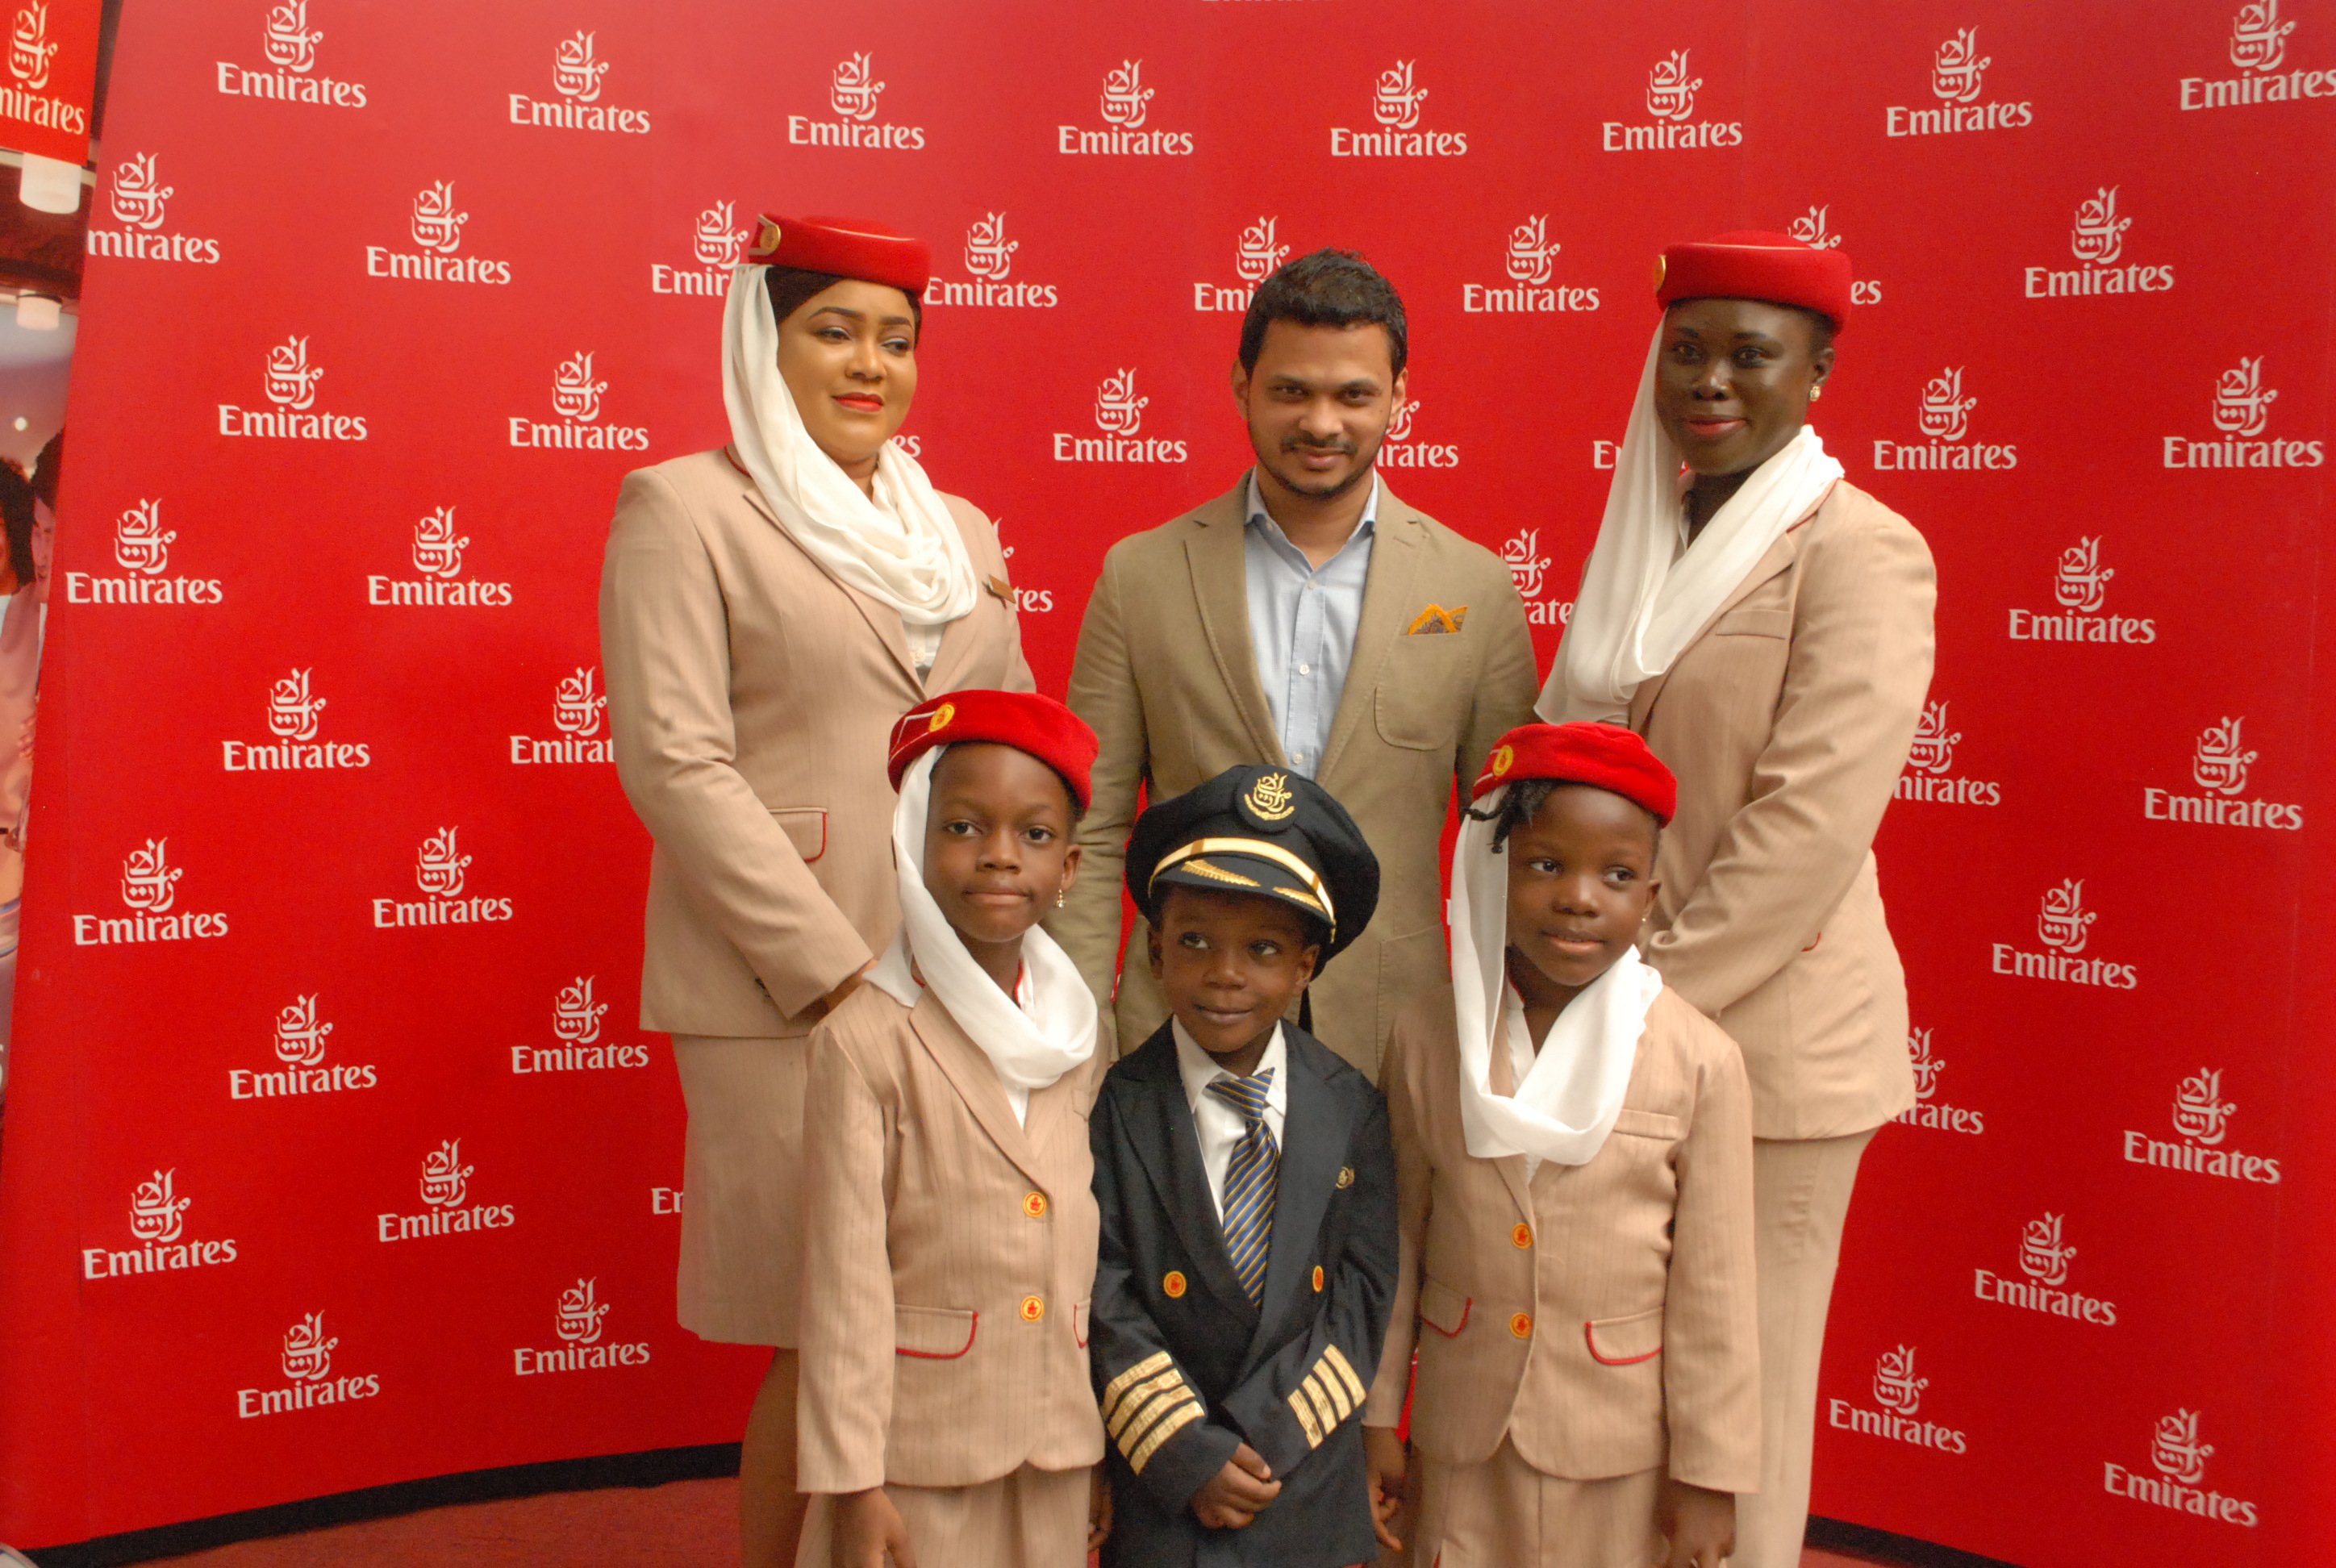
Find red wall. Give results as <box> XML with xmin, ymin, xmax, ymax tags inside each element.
<box><xmin>2</xmin><ymin>0</ymin><xmax>2328</xmax><ymax>1559</ymax></box>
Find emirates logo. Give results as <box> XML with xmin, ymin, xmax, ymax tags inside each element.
<box><xmin>120</xmin><ymin>838</ymin><xmax>183</xmax><ymax>913</ymax></box>
<box><xmin>130</xmin><ymin>1168</ymin><xmax>191</xmax><ymax>1242</ymax></box>
<box><xmin>113</xmin><ymin>498</ymin><xmax>174</xmax><ymax>576</ymax></box>
<box><xmin>2036</xmin><ymin>879</ymin><xmax>2096</xmax><ymax>954</ymax></box>
<box><xmin>1386</xmin><ymin>398</ymin><xmax>1419</xmax><ymax>444</ymax></box>
<box><xmin>2230</xmin><ymin>0</ymin><xmax>2295</xmax><ymax>72</ymax></box>
<box><xmin>1908</xmin><ymin>1028</ymin><xmax>1944</xmax><ymax>1101</ymax></box>
<box><xmin>280</xmin><ymin>1312</ymin><xmax>337</xmax><ymax>1382</ymax></box>
<box><xmin>263</xmin><ymin>336</ymin><xmax>324</xmax><ymax>411</ymax></box>
<box><xmin>1099</xmin><ymin>59</ymin><xmax>1153</xmax><ymax>128</ymax></box>
<box><xmin>556</xmin><ymin>1278</ymin><xmax>611</xmax><ymax>1345</ymax></box>
<box><xmin>263</xmin><ymin>0</ymin><xmax>321</xmax><ymax>73</ymax></box>
<box><xmin>1500</xmin><ymin>528</ymin><xmax>1550</xmax><ymax>601</ymax></box>
<box><xmin>408</xmin><ymin>181</ymin><xmax>467</xmax><ymax>255</ymax></box>
<box><xmin>2211</xmin><ymin>356</ymin><xmax>2277</xmax><ymax>438</ymax></box>
<box><xmin>1093</xmin><ymin>368</ymin><xmax>1148</xmax><ymax>436</ymax></box>
<box><xmin>1871</xmin><ymin>1345</ymin><xmax>1928</xmax><ymax>1415</ymax></box>
<box><xmin>1503</xmin><ymin>215</ymin><xmax>1560</xmax><ymax>286</ymax></box>
<box><xmin>1906</xmin><ymin>701</ymin><xmax>1962</xmax><ymax>775</ymax></box>
<box><xmin>2017</xmin><ymin>1212</ymin><xmax>2076</xmax><ymax>1287</ymax></box>
<box><xmin>1917</xmin><ymin>367</ymin><xmax>1978</xmax><ymax>443</ymax></box>
<box><xmin>963</xmin><ymin>211</ymin><xmax>1017</xmax><ymax>281</ymax></box>
<box><xmin>553</xmin><ymin>977</ymin><xmax>609</xmax><ymax>1046</ymax></box>
<box><xmin>266</xmin><ymin>668</ymin><xmax>326</xmax><ymax>741</ymax></box>
<box><xmin>1236</xmin><ymin>216</ymin><xmax>1288</xmax><ymax>284</ymax></box>
<box><xmin>411</xmin><ymin>506</ymin><xmax>468</xmax><ymax>578</ymax></box>
<box><xmin>1787</xmin><ymin>204</ymin><xmax>1842</xmax><ymax>249</ymax></box>
<box><xmin>1645</xmin><ymin>50</ymin><xmax>1700</xmax><ymax>122</ymax></box>
<box><xmin>2191</xmin><ymin>716</ymin><xmax>2256</xmax><ymax>796</ymax></box>
<box><xmin>1373</xmin><ymin>60</ymin><xmax>1427</xmax><ymax>129</ymax></box>
<box><xmin>692</xmin><ymin>201</ymin><xmax>741</xmax><ymax>268</ymax></box>
<box><xmin>414</xmin><ymin>827</ymin><xmax>470</xmax><ymax>897</ymax></box>
<box><xmin>2053</xmin><ymin>536</ymin><xmax>2113</xmax><ymax>613</ymax></box>
<box><xmin>829</xmin><ymin>51</ymin><xmax>884</xmax><ymax>122</ymax></box>
<box><xmin>273</xmin><ymin>994</ymin><xmax>332</xmax><ymax>1067</ymax></box>
<box><xmin>9</xmin><ymin>2</ymin><xmax>56</xmax><ymax>90</ymax></box>
<box><xmin>419</xmin><ymin>1138</ymin><xmax>473</xmax><ymax>1209</ymax></box>
<box><xmin>552</xmin><ymin>30</ymin><xmax>607</xmax><ymax>102</ymax></box>
<box><xmin>552</xmin><ymin>667</ymin><xmax>606</xmax><ymax>737</ymax></box>
<box><xmin>111</xmin><ymin>152</ymin><xmax>172</xmax><ymax>231</ymax></box>
<box><xmin>552</xmin><ymin>351</ymin><xmax>607</xmax><ymax>423</ymax></box>
<box><xmin>1930</xmin><ymin>27</ymin><xmax>1990</xmax><ymax>104</ymax></box>
<box><xmin>2150</xmin><ymin>1409</ymin><xmax>2213</xmax><ymax>1484</ymax></box>
<box><xmin>2069</xmin><ymin>186</ymin><xmax>2132</xmax><ymax>267</ymax></box>
<box><xmin>2171</xmin><ymin>1068</ymin><xmax>2237</xmax><ymax>1145</ymax></box>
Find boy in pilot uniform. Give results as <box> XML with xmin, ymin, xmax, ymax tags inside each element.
<box><xmin>1365</xmin><ymin>724</ymin><xmax>1758</xmax><ymax>1568</ymax></box>
<box><xmin>1089</xmin><ymin>765</ymin><xmax>1399</xmax><ymax>1567</ymax></box>
<box><xmin>796</xmin><ymin>691</ymin><xmax>1110</xmax><ymax>1568</ymax></box>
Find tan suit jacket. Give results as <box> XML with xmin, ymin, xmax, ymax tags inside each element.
<box><xmin>1053</xmin><ymin>479</ymin><xmax>1539</xmax><ymax>1077</ymax></box>
<box><xmin>1366</xmin><ymin>984</ymin><xmax>1759</xmax><ymax>1493</ymax></box>
<box><xmin>600</xmin><ymin>448</ymin><xmax>1031</xmax><ymax>1038</ymax></box>
<box><xmin>1623</xmin><ymin>479</ymin><xmax>1934</xmax><ymax>1139</ymax></box>
<box><xmin>796</xmin><ymin>986</ymin><xmax>1107</xmax><ymax>1494</ymax></box>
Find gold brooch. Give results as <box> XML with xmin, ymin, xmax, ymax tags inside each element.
<box><xmin>927</xmin><ymin>703</ymin><xmax>955</xmax><ymax>732</ymax></box>
<box><xmin>1489</xmin><ymin>744</ymin><xmax>1514</xmax><ymax>778</ymax></box>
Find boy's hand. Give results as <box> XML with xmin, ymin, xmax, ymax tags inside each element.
<box><xmin>1191</xmin><ymin>1441</ymin><xmax>1281</xmax><ymax>1530</ymax></box>
<box><xmin>1087</xmin><ymin>1466</ymin><xmax>1114</xmax><ymax>1552</ymax></box>
<box><xmin>1364</xmin><ymin>1424</ymin><xmax>1408</xmax><ymax>1553</ymax></box>
<box><xmin>1656</xmin><ymin>1478</ymin><xmax>1734</xmax><ymax>1568</ymax></box>
<box><xmin>832</xmin><ymin>1486</ymin><xmax>916</xmax><ymax>1568</ymax></box>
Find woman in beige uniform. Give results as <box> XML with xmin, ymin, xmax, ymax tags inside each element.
<box><xmin>600</xmin><ymin>213</ymin><xmax>1031</xmax><ymax>1567</ymax></box>
<box><xmin>1539</xmin><ymin>231</ymin><xmax>1936</xmax><ymax>1567</ymax></box>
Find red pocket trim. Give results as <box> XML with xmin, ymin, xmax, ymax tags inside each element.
<box><xmin>895</xmin><ymin>1309</ymin><xmax>978</xmax><ymax>1360</ymax></box>
<box><xmin>1423</xmin><ymin>1296</ymin><xmax>1471</xmax><ymax>1339</ymax></box>
<box><xmin>1583</xmin><ymin>1319</ymin><xmax>1661</xmax><ymax>1366</ymax></box>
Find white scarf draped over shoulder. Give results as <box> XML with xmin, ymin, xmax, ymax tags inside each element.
<box><xmin>1538</xmin><ymin>323</ymin><xmax>1842</xmax><ymax>724</ymax></box>
<box><xmin>868</xmin><ymin>749</ymin><xmax>1098</xmax><ymax>1100</ymax></box>
<box><xmin>1447</xmin><ymin>787</ymin><xmax>1662</xmax><ymax>1167</ymax></box>
<box><xmin>721</xmin><ymin>261</ymin><xmax>976</xmax><ymax>625</ymax></box>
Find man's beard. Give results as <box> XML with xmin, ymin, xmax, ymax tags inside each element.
<box><xmin>1262</xmin><ymin>432</ymin><xmax>1381</xmax><ymax>500</ymax></box>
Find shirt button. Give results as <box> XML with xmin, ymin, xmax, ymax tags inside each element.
<box><xmin>1510</xmin><ymin>1312</ymin><xmax>1533</xmax><ymax>1340</ymax></box>
<box><xmin>1512</xmin><ymin>1223</ymin><xmax>1533</xmax><ymax>1249</ymax></box>
<box><xmin>1299</xmin><ymin>663</ymin><xmax>1312</xmax><ymax>675</ymax></box>
<box><xmin>1023</xmin><ymin>1192</ymin><xmax>1048</xmax><ymax>1219</ymax></box>
<box><xmin>1020</xmin><ymin>1295</ymin><xmax>1045</xmax><ymax>1322</ymax></box>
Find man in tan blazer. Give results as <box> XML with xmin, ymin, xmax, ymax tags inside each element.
<box><xmin>1619</xmin><ymin>479</ymin><xmax>1933</xmax><ymax>1566</ymax></box>
<box><xmin>1367</xmin><ymin>984</ymin><xmax>1760</xmax><ymax>1564</ymax></box>
<box><xmin>1053</xmin><ymin>251</ymin><xmax>1537</xmax><ymax>1077</ymax></box>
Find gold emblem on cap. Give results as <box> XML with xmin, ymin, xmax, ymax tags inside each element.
<box><xmin>1652</xmin><ymin>254</ymin><xmax>1667</xmax><ymax>291</ymax></box>
<box><xmin>928</xmin><ymin>703</ymin><xmax>955</xmax><ymax>732</ymax></box>
<box><xmin>755</xmin><ymin>219</ymin><xmax>782</xmax><ymax>256</ymax></box>
<box><xmin>1489</xmin><ymin>744</ymin><xmax>1514</xmax><ymax>778</ymax></box>
<box><xmin>1246</xmin><ymin>771</ymin><xmax>1295</xmax><ymax>822</ymax></box>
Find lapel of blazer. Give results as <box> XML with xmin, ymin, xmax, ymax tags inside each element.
<box><xmin>729</xmin><ymin>449</ymin><xmax>923</xmax><ymax>691</ymax></box>
<box><xmin>1184</xmin><ymin>481</ymin><xmax>1286</xmax><ymax>765</ymax></box>
<box><xmin>1122</xmin><ymin>1024</ymin><xmax>1260</xmax><ymax>1329</ymax></box>
<box><xmin>1626</xmin><ymin>494</ymin><xmax>1825</xmax><ymax>731</ymax></box>
<box><xmin>923</xmin><ymin>502</ymin><xmax>998</xmax><ymax>694</ymax></box>
<box><xmin>1318</xmin><ymin>482</ymin><xmax>1423</xmax><ymax>780</ymax></box>
<box><xmin>907</xmin><ymin>991</ymin><xmax>1048</xmax><ymax>1188</ymax></box>
<box><xmin>1245</xmin><ymin>1029</ymin><xmax>1351</xmax><ymax>1369</ymax></box>
<box><xmin>1483</xmin><ymin>1011</ymin><xmax>1541</xmax><ymax>1228</ymax></box>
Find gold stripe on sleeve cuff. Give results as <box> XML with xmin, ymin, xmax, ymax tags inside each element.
<box><xmin>1301</xmin><ymin>1371</ymin><xmax>1342</xmax><ymax>1431</ymax></box>
<box><xmin>1128</xmin><ymin>1401</ymin><xmax>1205</xmax><ymax>1474</ymax></box>
<box><xmin>1287</xmin><ymin>1384</ymin><xmax>1324</xmax><ymax>1449</ymax></box>
<box><xmin>1108</xmin><ymin>1369</ymin><xmax>1190</xmax><ymax>1440</ymax></box>
<box><xmin>1100</xmin><ymin>1352</ymin><xmax>1171</xmax><ymax>1420</ymax></box>
<box><xmin>1323</xmin><ymin>1344</ymin><xmax>1369</xmax><ymax>1408</ymax></box>
<box><xmin>1119</xmin><ymin>1390</ymin><xmax>1200</xmax><ymax>1460</ymax></box>
<box><xmin>1312</xmin><ymin>1364</ymin><xmax>1354</xmax><ymax>1423</ymax></box>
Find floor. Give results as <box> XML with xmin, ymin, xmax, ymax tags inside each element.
<box><xmin>116</xmin><ymin>1478</ymin><xmax>1903</xmax><ymax>1566</ymax></box>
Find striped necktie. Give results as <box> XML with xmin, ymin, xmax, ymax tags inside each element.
<box><xmin>1207</xmin><ymin>1068</ymin><xmax>1279</xmax><ymax>1303</ymax></box>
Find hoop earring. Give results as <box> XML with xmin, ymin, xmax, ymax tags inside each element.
<box><xmin>1811</xmin><ymin>384</ymin><xmax>1825</xmax><ymax>401</ymax></box>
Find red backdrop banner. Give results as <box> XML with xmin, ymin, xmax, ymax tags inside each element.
<box><xmin>1</xmin><ymin>1</ymin><xmax>2330</xmax><ymax>1562</ymax></box>
<box><xmin>0</xmin><ymin>0</ymin><xmax>98</xmax><ymax>165</ymax></box>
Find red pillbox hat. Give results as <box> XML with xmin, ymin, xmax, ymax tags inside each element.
<box><xmin>746</xmin><ymin>213</ymin><xmax>931</xmax><ymax>296</ymax></box>
<box><xmin>1654</xmin><ymin>229</ymin><xmax>1854</xmax><ymax>331</ymax></box>
<box><xmin>887</xmin><ymin>690</ymin><xmax>1099</xmax><ymax>813</ymax></box>
<box><xmin>1473</xmin><ymin>721</ymin><xmax>1679</xmax><ymax>827</ymax></box>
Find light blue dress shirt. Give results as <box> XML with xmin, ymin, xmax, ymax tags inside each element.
<box><xmin>1242</xmin><ymin>471</ymin><xmax>1378</xmax><ymax>777</ymax></box>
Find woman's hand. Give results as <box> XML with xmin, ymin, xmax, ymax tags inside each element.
<box><xmin>1087</xmin><ymin>1464</ymin><xmax>1114</xmax><ymax>1552</ymax></box>
<box><xmin>832</xmin><ymin>1486</ymin><xmax>915</xmax><ymax>1568</ymax></box>
<box><xmin>1657</xmin><ymin>1477</ymin><xmax>1735</xmax><ymax>1568</ymax></box>
<box><xmin>1364</xmin><ymin>1424</ymin><xmax>1408</xmax><ymax>1552</ymax></box>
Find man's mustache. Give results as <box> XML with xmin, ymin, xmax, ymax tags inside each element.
<box><xmin>1283</xmin><ymin>436</ymin><xmax>1358</xmax><ymax>455</ymax></box>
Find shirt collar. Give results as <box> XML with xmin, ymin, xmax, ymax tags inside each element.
<box><xmin>1243</xmin><ymin>469</ymin><xmax>1379</xmax><ymax>545</ymax></box>
<box><xmin>1174</xmin><ymin>1016</ymin><xmax>1290</xmax><ymax>1116</ymax></box>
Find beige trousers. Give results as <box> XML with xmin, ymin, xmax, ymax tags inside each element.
<box><xmin>1414</xmin><ymin>1441</ymin><xmax>1660</xmax><ymax>1568</ymax></box>
<box><xmin>795</xmin><ymin>1464</ymin><xmax>1091</xmax><ymax>1568</ymax></box>
<box><xmin>670</xmin><ymin>1033</ymin><xmax>811</xmax><ymax>1347</ymax></box>
<box><xmin>1730</xmin><ymin>1128</ymin><xmax>1876</xmax><ymax>1568</ymax></box>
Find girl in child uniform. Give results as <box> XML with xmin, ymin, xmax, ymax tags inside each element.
<box><xmin>795</xmin><ymin>691</ymin><xmax>1109</xmax><ymax>1568</ymax></box>
<box><xmin>1365</xmin><ymin>722</ymin><xmax>1759</xmax><ymax>1568</ymax></box>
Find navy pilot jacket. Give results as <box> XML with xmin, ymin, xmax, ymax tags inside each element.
<box><xmin>1090</xmin><ymin>1020</ymin><xmax>1398</xmax><ymax>1568</ymax></box>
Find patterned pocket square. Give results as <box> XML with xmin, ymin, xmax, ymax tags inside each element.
<box><xmin>1405</xmin><ymin>604</ymin><xmax>1468</xmax><ymax>636</ymax></box>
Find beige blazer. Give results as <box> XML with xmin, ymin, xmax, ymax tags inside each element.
<box><xmin>1627</xmin><ymin>479</ymin><xmax>1935</xmax><ymax>1140</ymax></box>
<box><xmin>796</xmin><ymin>985</ymin><xmax>1107</xmax><ymax>1494</ymax></box>
<box><xmin>1366</xmin><ymin>984</ymin><xmax>1759</xmax><ymax>1493</ymax></box>
<box><xmin>600</xmin><ymin>448</ymin><xmax>1031</xmax><ymax>1038</ymax></box>
<box><xmin>1052</xmin><ymin>479</ymin><xmax>1539</xmax><ymax>1077</ymax></box>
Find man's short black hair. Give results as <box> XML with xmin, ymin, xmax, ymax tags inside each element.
<box><xmin>1238</xmin><ymin>248</ymin><xmax>1407</xmax><ymax>379</ymax></box>
<box><xmin>1466</xmin><ymin>779</ymin><xmax>1662</xmax><ymax>862</ymax></box>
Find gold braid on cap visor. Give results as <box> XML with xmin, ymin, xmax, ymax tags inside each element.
<box><xmin>1150</xmin><ymin>838</ymin><xmax>1336</xmax><ymax>936</ymax></box>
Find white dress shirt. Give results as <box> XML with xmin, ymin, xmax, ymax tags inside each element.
<box><xmin>1173</xmin><ymin>1018</ymin><xmax>1289</xmax><ymax>1223</ymax></box>
<box><xmin>1242</xmin><ymin>471</ymin><xmax>1379</xmax><ymax>777</ymax></box>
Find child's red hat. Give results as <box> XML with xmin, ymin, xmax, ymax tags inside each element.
<box><xmin>886</xmin><ymin>690</ymin><xmax>1099</xmax><ymax>813</ymax></box>
<box><xmin>1472</xmin><ymin>721</ymin><xmax>1679</xmax><ymax>827</ymax></box>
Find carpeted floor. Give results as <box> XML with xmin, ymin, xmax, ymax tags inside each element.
<box><xmin>115</xmin><ymin>1478</ymin><xmax>1900</xmax><ymax>1566</ymax></box>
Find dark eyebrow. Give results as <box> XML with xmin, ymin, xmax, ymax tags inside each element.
<box><xmin>1267</xmin><ymin>374</ymin><xmax>1383</xmax><ymax>394</ymax></box>
<box><xmin>807</xmin><ymin>306</ymin><xmax>916</xmax><ymax>328</ymax></box>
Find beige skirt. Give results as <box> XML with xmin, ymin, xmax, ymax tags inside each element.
<box><xmin>795</xmin><ymin>1463</ymin><xmax>1091</xmax><ymax>1568</ymax></box>
<box><xmin>1415</xmin><ymin>1441</ymin><xmax>1661</xmax><ymax>1568</ymax></box>
<box><xmin>671</xmin><ymin>1032</ymin><xmax>811</xmax><ymax>1347</ymax></box>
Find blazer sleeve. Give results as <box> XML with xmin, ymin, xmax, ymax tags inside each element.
<box><xmin>1455</xmin><ymin>560</ymin><xmax>1541</xmax><ymax>787</ymax></box>
<box><xmin>1646</xmin><ymin>511</ymin><xmax>1936</xmax><ymax>1016</ymax></box>
<box><xmin>795</xmin><ymin>1009</ymin><xmax>895</xmax><ymax>1495</ymax></box>
<box><xmin>1219</xmin><ymin>1087</ymin><xmax>1400</xmax><ymax>1479</ymax></box>
<box><xmin>600</xmin><ymin>466</ymin><xmax>871</xmax><ymax>1015</ymax></box>
<box><xmin>1660</xmin><ymin>1018</ymin><xmax>1762</xmax><ymax>1492</ymax></box>
<box><xmin>1089</xmin><ymin>1091</ymin><xmax>1241</xmax><ymax>1512</ymax></box>
<box><xmin>1053</xmin><ymin>546</ymin><xmax>1148</xmax><ymax>1015</ymax></box>
<box><xmin>1366</xmin><ymin>1016</ymin><xmax>1428</xmax><ymax>1427</ymax></box>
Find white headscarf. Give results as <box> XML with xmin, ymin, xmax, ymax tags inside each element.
<box><xmin>1447</xmin><ymin>785</ymin><xmax>1662</xmax><ymax>1166</ymax></box>
<box><xmin>721</xmin><ymin>263</ymin><xmax>976</xmax><ymax>624</ymax></box>
<box><xmin>868</xmin><ymin>749</ymin><xmax>1098</xmax><ymax>1100</ymax></box>
<box><xmin>1539</xmin><ymin>323</ymin><xmax>1842</xmax><ymax>723</ymax></box>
